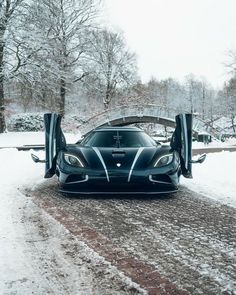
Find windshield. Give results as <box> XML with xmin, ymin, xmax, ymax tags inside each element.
<box><xmin>80</xmin><ymin>130</ymin><xmax>157</xmax><ymax>148</ymax></box>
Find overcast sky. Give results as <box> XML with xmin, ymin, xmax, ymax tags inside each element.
<box><xmin>103</xmin><ymin>0</ymin><xmax>236</xmax><ymax>88</ymax></box>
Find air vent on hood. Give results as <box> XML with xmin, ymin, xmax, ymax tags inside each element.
<box><xmin>112</xmin><ymin>149</ymin><xmax>126</xmax><ymax>158</ymax></box>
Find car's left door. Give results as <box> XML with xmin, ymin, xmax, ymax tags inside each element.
<box><xmin>44</xmin><ymin>113</ymin><xmax>66</xmax><ymax>178</ymax></box>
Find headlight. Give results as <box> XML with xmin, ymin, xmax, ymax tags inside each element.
<box><xmin>64</xmin><ymin>153</ymin><xmax>85</xmax><ymax>167</ymax></box>
<box><xmin>154</xmin><ymin>153</ymin><xmax>173</xmax><ymax>167</ymax></box>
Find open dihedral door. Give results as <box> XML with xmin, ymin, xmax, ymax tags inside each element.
<box><xmin>44</xmin><ymin>113</ymin><xmax>66</xmax><ymax>178</ymax></box>
<box><xmin>170</xmin><ymin>113</ymin><xmax>193</xmax><ymax>178</ymax></box>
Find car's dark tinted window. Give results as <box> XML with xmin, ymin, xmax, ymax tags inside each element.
<box><xmin>80</xmin><ymin>130</ymin><xmax>157</xmax><ymax>147</ymax></box>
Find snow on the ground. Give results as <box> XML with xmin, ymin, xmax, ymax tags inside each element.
<box><xmin>182</xmin><ymin>151</ymin><xmax>236</xmax><ymax>208</ymax></box>
<box><xmin>0</xmin><ymin>148</ymin><xmax>46</xmax><ymax>292</ymax></box>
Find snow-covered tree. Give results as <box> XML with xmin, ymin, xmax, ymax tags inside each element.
<box><xmin>184</xmin><ymin>74</ymin><xmax>202</xmax><ymax>114</ymax></box>
<box><xmin>221</xmin><ymin>78</ymin><xmax>236</xmax><ymax>132</ymax></box>
<box><xmin>19</xmin><ymin>0</ymin><xmax>101</xmax><ymax>116</ymax></box>
<box><xmin>83</xmin><ymin>29</ymin><xmax>138</xmax><ymax>109</ymax></box>
<box><xmin>141</xmin><ymin>78</ymin><xmax>187</xmax><ymax>113</ymax></box>
<box><xmin>0</xmin><ymin>0</ymin><xmax>26</xmax><ymax>132</ymax></box>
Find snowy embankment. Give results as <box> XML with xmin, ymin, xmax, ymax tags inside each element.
<box><xmin>192</xmin><ymin>137</ymin><xmax>236</xmax><ymax>149</ymax></box>
<box><xmin>186</xmin><ymin>138</ymin><xmax>236</xmax><ymax>207</ymax></box>
<box><xmin>0</xmin><ymin>131</ymin><xmax>79</xmax><ymax>147</ymax></box>
<box><xmin>182</xmin><ymin>151</ymin><xmax>236</xmax><ymax>207</ymax></box>
<box><xmin>0</xmin><ymin>132</ymin><xmax>73</xmax><ymax>292</ymax></box>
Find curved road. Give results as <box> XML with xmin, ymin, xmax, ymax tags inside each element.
<box><xmin>25</xmin><ymin>179</ymin><xmax>236</xmax><ymax>295</ymax></box>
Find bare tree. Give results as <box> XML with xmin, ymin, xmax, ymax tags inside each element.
<box><xmin>184</xmin><ymin>74</ymin><xmax>200</xmax><ymax>114</ymax></box>
<box><xmin>198</xmin><ymin>77</ymin><xmax>217</xmax><ymax>121</ymax></box>
<box><xmin>0</xmin><ymin>0</ymin><xmax>25</xmax><ymax>132</ymax></box>
<box><xmin>222</xmin><ymin>78</ymin><xmax>236</xmax><ymax>132</ymax></box>
<box><xmin>225</xmin><ymin>50</ymin><xmax>236</xmax><ymax>76</ymax></box>
<box><xmin>84</xmin><ymin>29</ymin><xmax>138</xmax><ymax>109</ymax></box>
<box><xmin>20</xmin><ymin>0</ymin><xmax>100</xmax><ymax>116</ymax></box>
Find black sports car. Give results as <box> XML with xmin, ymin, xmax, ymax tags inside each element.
<box><xmin>32</xmin><ymin>113</ymin><xmax>206</xmax><ymax>194</ymax></box>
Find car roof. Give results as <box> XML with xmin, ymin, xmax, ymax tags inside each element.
<box><xmin>94</xmin><ymin>126</ymin><xmax>142</xmax><ymax>132</ymax></box>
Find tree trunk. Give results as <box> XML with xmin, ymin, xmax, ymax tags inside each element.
<box><xmin>104</xmin><ymin>89</ymin><xmax>110</xmax><ymax>110</ymax></box>
<box><xmin>0</xmin><ymin>38</ymin><xmax>5</xmax><ymax>133</ymax></box>
<box><xmin>202</xmin><ymin>86</ymin><xmax>205</xmax><ymax>120</ymax></box>
<box><xmin>59</xmin><ymin>78</ymin><xmax>66</xmax><ymax>117</ymax></box>
<box><xmin>104</xmin><ymin>79</ymin><xmax>114</xmax><ymax>110</ymax></box>
<box><xmin>0</xmin><ymin>77</ymin><xmax>5</xmax><ymax>133</ymax></box>
<box><xmin>231</xmin><ymin>115</ymin><xmax>236</xmax><ymax>133</ymax></box>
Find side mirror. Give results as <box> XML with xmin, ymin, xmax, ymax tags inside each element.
<box><xmin>191</xmin><ymin>153</ymin><xmax>206</xmax><ymax>164</ymax></box>
<box><xmin>31</xmin><ymin>153</ymin><xmax>46</xmax><ymax>163</ymax></box>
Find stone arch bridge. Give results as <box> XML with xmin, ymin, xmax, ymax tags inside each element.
<box><xmin>78</xmin><ymin>104</ymin><xmax>223</xmax><ymax>139</ymax></box>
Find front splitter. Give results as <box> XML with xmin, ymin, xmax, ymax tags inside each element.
<box><xmin>58</xmin><ymin>189</ymin><xmax>178</xmax><ymax>195</ymax></box>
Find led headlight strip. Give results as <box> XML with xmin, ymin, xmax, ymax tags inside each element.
<box><xmin>154</xmin><ymin>153</ymin><xmax>173</xmax><ymax>167</ymax></box>
<box><xmin>64</xmin><ymin>153</ymin><xmax>85</xmax><ymax>167</ymax></box>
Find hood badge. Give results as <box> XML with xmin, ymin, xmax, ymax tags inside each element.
<box><xmin>116</xmin><ymin>163</ymin><xmax>121</xmax><ymax>167</ymax></box>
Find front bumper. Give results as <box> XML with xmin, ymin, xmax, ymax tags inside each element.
<box><xmin>57</xmin><ymin>167</ymin><xmax>180</xmax><ymax>195</ymax></box>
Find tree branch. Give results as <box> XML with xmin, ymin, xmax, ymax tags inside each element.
<box><xmin>73</xmin><ymin>72</ymin><xmax>89</xmax><ymax>83</ymax></box>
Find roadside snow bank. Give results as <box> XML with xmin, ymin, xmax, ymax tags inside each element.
<box><xmin>0</xmin><ymin>131</ymin><xmax>80</xmax><ymax>148</ymax></box>
<box><xmin>0</xmin><ymin>148</ymin><xmax>44</xmax><ymax>292</ymax></box>
<box><xmin>192</xmin><ymin>137</ymin><xmax>236</xmax><ymax>148</ymax></box>
<box><xmin>182</xmin><ymin>151</ymin><xmax>236</xmax><ymax>208</ymax></box>
<box><xmin>0</xmin><ymin>148</ymin><xmax>44</xmax><ymax>189</ymax></box>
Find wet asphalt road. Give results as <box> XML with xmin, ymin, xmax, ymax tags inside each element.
<box><xmin>26</xmin><ymin>180</ymin><xmax>236</xmax><ymax>295</ymax></box>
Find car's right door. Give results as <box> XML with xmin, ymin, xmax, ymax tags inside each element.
<box><xmin>171</xmin><ymin>113</ymin><xmax>193</xmax><ymax>178</ymax></box>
